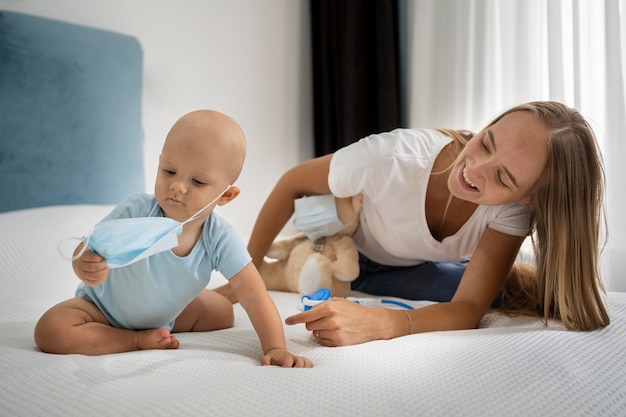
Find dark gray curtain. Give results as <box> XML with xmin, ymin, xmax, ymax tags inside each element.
<box><xmin>310</xmin><ymin>0</ymin><xmax>404</xmax><ymax>156</ymax></box>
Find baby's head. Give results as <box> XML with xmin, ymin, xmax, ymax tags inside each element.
<box><xmin>156</xmin><ymin>110</ymin><xmax>247</xmax><ymax>221</ymax></box>
<box><xmin>165</xmin><ymin>110</ymin><xmax>246</xmax><ymax>182</ymax></box>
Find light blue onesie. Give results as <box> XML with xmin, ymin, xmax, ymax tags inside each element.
<box><xmin>75</xmin><ymin>193</ymin><xmax>251</xmax><ymax>330</ymax></box>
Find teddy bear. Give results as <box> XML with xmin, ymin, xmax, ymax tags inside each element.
<box><xmin>259</xmin><ymin>194</ymin><xmax>363</xmax><ymax>297</ymax></box>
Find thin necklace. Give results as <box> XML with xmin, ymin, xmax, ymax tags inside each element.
<box><xmin>434</xmin><ymin>146</ymin><xmax>457</xmax><ymax>237</ymax></box>
<box><xmin>438</xmin><ymin>191</ymin><xmax>454</xmax><ymax>236</ymax></box>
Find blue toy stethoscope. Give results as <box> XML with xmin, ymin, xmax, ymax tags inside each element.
<box><xmin>299</xmin><ymin>288</ymin><xmax>415</xmax><ymax>311</ymax></box>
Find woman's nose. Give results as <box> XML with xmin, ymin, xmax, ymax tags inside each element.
<box><xmin>466</xmin><ymin>158</ymin><xmax>489</xmax><ymax>183</ymax></box>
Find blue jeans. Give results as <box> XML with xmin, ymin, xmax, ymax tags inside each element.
<box><xmin>351</xmin><ymin>253</ymin><xmax>467</xmax><ymax>302</ymax></box>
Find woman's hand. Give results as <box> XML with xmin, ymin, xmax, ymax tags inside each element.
<box><xmin>285</xmin><ymin>298</ymin><xmax>395</xmax><ymax>346</ymax></box>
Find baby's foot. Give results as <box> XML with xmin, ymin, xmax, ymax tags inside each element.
<box><xmin>137</xmin><ymin>328</ymin><xmax>180</xmax><ymax>350</ymax></box>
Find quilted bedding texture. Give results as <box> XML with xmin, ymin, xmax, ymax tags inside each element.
<box><xmin>1</xmin><ymin>205</ymin><xmax>625</xmax><ymax>417</ymax></box>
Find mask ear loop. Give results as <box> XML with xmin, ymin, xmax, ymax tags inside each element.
<box><xmin>341</xmin><ymin>213</ymin><xmax>360</xmax><ymax>231</ymax></box>
<box><xmin>181</xmin><ymin>185</ymin><xmax>232</xmax><ymax>226</ymax></box>
<box><xmin>57</xmin><ymin>228</ymin><xmax>94</xmax><ymax>262</ymax></box>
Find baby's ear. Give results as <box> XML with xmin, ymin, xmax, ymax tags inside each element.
<box><xmin>518</xmin><ymin>196</ymin><xmax>532</xmax><ymax>206</ymax></box>
<box><xmin>218</xmin><ymin>186</ymin><xmax>240</xmax><ymax>205</ymax></box>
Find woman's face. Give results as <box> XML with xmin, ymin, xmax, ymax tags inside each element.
<box><xmin>448</xmin><ymin>111</ymin><xmax>550</xmax><ymax>206</ymax></box>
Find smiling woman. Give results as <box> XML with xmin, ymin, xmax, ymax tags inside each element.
<box><xmin>219</xmin><ymin>101</ymin><xmax>610</xmax><ymax>348</ymax></box>
<box><xmin>434</xmin><ymin>102</ymin><xmax>608</xmax><ymax>332</ymax></box>
<box><xmin>407</xmin><ymin>0</ymin><xmax>626</xmax><ymax>293</ymax></box>
<box><xmin>446</xmin><ymin>111</ymin><xmax>550</xmax><ymax>207</ymax></box>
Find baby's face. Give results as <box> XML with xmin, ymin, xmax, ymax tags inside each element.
<box><xmin>154</xmin><ymin>111</ymin><xmax>243</xmax><ymax>222</ymax></box>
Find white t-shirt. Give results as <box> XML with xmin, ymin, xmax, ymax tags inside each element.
<box><xmin>328</xmin><ymin>128</ymin><xmax>532</xmax><ymax>266</ymax></box>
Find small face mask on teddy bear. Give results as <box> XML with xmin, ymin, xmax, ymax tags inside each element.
<box><xmin>293</xmin><ymin>194</ymin><xmax>346</xmax><ymax>241</ymax></box>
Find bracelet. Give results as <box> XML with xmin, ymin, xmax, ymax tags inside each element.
<box><xmin>404</xmin><ymin>310</ymin><xmax>413</xmax><ymax>335</ymax></box>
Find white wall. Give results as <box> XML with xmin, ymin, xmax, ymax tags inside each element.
<box><xmin>0</xmin><ymin>0</ymin><xmax>313</xmax><ymax>237</ymax></box>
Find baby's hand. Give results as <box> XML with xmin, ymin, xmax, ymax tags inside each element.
<box><xmin>72</xmin><ymin>245</ymin><xmax>110</xmax><ymax>287</ymax></box>
<box><xmin>261</xmin><ymin>348</ymin><xmax>313</xmax><ymax>368</ymax></box>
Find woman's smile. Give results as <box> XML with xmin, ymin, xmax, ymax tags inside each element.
<box><xmin>462</xmin><ymin>166</ymin><xmax>478</xmax><ymax>190</ymax></box>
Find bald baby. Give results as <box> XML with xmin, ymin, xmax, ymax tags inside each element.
<box><xmin>163</xmin><ymin>109</ymin><xmax>247</xmax><ymax>185</ymax></box>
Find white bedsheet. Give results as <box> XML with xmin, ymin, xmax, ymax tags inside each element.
<box><xmin>1</xmin><ymin>205</ymin><xmax>625</xmax><ymax>417</ymax></box>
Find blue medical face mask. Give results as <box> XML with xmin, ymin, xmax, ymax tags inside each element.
<box><xmin>66</xmin><ymin>186</ymin><xmax>231</xmax><ymax>268</ymax></box>
<box><xmin>293</xmin><ymin>194</ymin><xmax>345</xmax><ymax>241</ymax></box>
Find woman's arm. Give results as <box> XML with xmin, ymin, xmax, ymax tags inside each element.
<box><xmin>247</xmin><ymin>154</ymin><xmax>334</xmax><ymax>267</ymax></box>
<box><xmin>214</xmin><ymin>154</ymin><xmax>334</xmax><ymax>303</ymax></box>
<box><xmin>285</xmin><ymin>228</ymin><xmax>525</xmax><ymax>346</ymax></box>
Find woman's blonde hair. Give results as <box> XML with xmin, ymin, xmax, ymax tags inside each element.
<box><xmin>442</xmin><ymin>101</ymin><xmax>610</xmax><ymax>331</ymax></box>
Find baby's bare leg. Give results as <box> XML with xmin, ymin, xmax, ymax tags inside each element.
<box><xmin>34</xmin><ymin>298</ymin><xmax>179</xmax><ymax>355</ymax></box>
<box><xmin>213</xmin><ymin>283</ymin><xmax>238</xmax><ymax>304</ymax></box>
<box><xmin>173</xmin><ymin>289</ymin><xmax>234</xmax><ymax>332</ymax></box>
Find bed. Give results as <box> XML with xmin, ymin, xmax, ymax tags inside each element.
<box><xmin>2</xmin><ymin>204</ymin><xmax>626</xmax><ymax>417</ymax></box>
<box><xmin>1</xmin><ymin>10</ymin><xmax>626</xmax><ymax>417</ymax></box>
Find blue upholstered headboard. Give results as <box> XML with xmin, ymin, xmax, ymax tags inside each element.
<box><xmin>0</xmin><ymin>11</ymin><xmax>145</xmax><ymax>212</ymax></box>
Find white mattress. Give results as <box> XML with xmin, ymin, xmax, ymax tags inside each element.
<box><xmin>1</xmin><ymin>205</ymin><xmax>625</xmax><ymax>417</ymax></box>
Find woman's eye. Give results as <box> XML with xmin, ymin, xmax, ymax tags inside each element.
<box><xmin>497</xmin><ymin>172</ymin><xmax>510</xmax><ymax>189</ymax></box>
<box><xmin>481</xmin><ymin>138</ymin><xmax>490</xmax><ymax>153</ymax></box>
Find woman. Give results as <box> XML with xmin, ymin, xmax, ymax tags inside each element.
<box><xmin>221</xmin><ymin>101</ymin><xmax>609</xmax><ymax>346</ymax></box>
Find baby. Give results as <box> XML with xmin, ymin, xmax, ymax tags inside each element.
<box><xmin>35</xmin><ymin>110</ymin><xmax>312</xmax><ymax>367</ymax></box>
